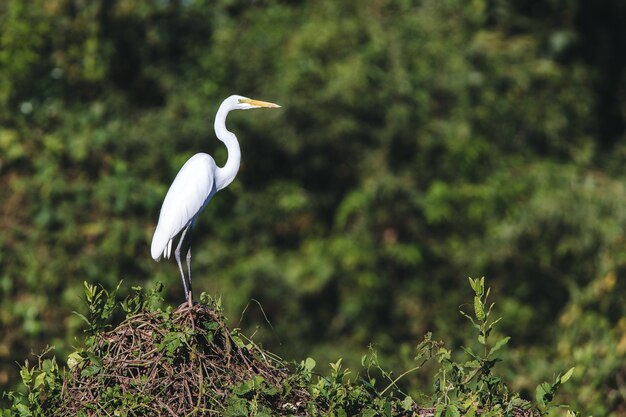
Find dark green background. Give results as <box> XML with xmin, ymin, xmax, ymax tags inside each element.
<box><xmin>1</xmin><ymin>1</ymin><xmax>625</xmax><ymax>415</ymax></box>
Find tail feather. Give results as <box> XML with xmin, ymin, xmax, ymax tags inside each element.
<box><xmin>151</xmin><ymin>230</ymin><xmax>167</xmax><ymax>261</ymax></box>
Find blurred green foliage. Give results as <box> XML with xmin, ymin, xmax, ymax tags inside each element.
<box><xmin>0</xmin><ymin>0</ymin><xmax>625</xmax><ymax>415</ymax></box>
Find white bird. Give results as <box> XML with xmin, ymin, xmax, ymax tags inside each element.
<box><xmin>151</xmin><ymin>95</ymin><xmax>281</xmax><ymax>307</ymax></box>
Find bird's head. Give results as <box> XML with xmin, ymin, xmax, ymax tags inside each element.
<box><xmin>228</xmin><ymin>95</ymin><xmax>281</xmax><ymax>110</ymax></box>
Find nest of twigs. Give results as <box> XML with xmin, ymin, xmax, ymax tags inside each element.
<box><xmin>59</xmin><ymin>303</ymin><xmax>308</xmax><ymax>416</ymax></box>
<box><xmin>51</xmin><ymin>301</ymin><xmax>538</xmax><ymax>417</ymax></box>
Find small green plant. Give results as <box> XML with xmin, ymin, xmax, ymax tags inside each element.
<box><xmin>74</xmin><ymin>281</ymin><xmax>122</xmax><ymax>334</ymax></box>
<box><xmin>1</xmin><ymin>347</ymin><xmax>64</xmax><ymax>417</ymax></box>
<box><xmin>431</xmin><ymin>277</ymin><xmax>577</xmax><ymax>417</ymax></box>
<box><xmin>535</xmin><ymin>367</ymin><xmax>576</xmax><ymax>415</ymax></box>
<box><xmin>359</xmin><ymin>334</ymin><xmax>441</xmax><ymax>413</ymax></box>
<box><xmin>430</xmin><ymin>277</ymin><xmax>525</xmax><ymax>416</ymax></box>
<box><xmin>225</xmin><ymin>375</ymin><xmax>279</xmax><ymax>417</ymax></box>
<box><xmin>120</xmin><ymin>282</ymin><xmax>165</xmax><ymax>315</ymax></box>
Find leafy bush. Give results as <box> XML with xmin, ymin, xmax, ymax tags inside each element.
<box><xmin>1</xmin><ymin>278</ymin><xmax>577</xmax><ymax>416</ymax></box>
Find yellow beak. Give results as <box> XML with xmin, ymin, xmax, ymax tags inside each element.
<box><xmin>239</xmin><ymin>98</ymin><xmax>281</xmax><ymax>108</ymax></box>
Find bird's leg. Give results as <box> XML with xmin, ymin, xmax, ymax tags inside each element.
<box><xmin>179</xmin><ymin>223</ymin><xmax>194</xmax><ymax>308</ymax></box>
<box><xmin>174</xmin><ymin>225</ymin><xmax>191</xmax><ymax>305</ymax></box>
<box><xmin>185</xmin><ymin>247</ymin><xmax>193</xmax><ymax>308</ymax></box>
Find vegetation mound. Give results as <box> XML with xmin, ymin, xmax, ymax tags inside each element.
<box><xmin>2</xmin><ymin>279</ymin><xmax>576</xmax><ymax>416</ymax></box>
<box><xmin>63</xmin><ymin>302</ymin><xmax>305</xmax><ymax>416</ymax></box>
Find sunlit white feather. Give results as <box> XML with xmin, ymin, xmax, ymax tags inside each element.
<box><xmin>149</xmin><ymin>94</ymin><xmax>279</xmax><ymax>305</ymax></box>
<box><xmin>150</xmin><ymin>153</ymin><xmax>217</xmax><ymax>260</ymax></box>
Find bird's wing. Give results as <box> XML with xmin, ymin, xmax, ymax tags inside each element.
<box><xmin>151</xmin><ymin>153</ymin><xmax>217</xmax><ymax>260</ymax></box>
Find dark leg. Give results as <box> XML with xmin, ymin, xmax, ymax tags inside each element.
<box><xmin>186</xmin><ymin>247</ymin><xmax>193</xmax><ymax>307</ymax></box>
<box><xmin>178</xmin><ymin>223</ymin><xmax>194</xmax><ymax>308</ymax></box>
<box><xmin>174</xmin><ymin>224</ymin><xmax>191</xmax><ymax>305</ymax></box>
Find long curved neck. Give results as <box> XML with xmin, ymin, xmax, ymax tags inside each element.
<box><xmin>213</xmin><ymin>102</ymin><xmax>241</xmax><ymax>191</ymax></box>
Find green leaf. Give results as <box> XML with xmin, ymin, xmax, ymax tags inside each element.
<box><xmin>535</xmin><ymin>382</ymin><xmax>551</xmax><ymax>407</ymax></box>
<box><xmin>33</xmin><ymin>372</ymin><xmax>46</xmax><ymax>389</ymax></box>
<box><xmin>383</xmin><ymin>400</ymin><xmax>392</xmax><ymax>417</ymax></box>
<box><xmin>261</xmin><ymin>383</ymin><xmax>277</xmax><ymax>396</ymax></box>
<box><xmin>330</xmin><ymin>358</ymin><xmax>343</xmax><ymax>374</ymax></box>
<box><xmin>401</xmin><ymin>395</ymin><xmax>414</xmax><ymax>411</ymax></box>
<box><xmin>67</xmin><ymin>351</ymin><xmax>84</xmax><ymax>370</ymax></box>
<box><xmin>73</xmin><ymin>312</ymin><xmax>91</xmax><ymax>326</ymax></box>
<box><xmin>304</xmin><ymin>357</ymin><xmax>316</xmax><ymax>372</ymax></box>
<box><xmin>488</xmin><ymin>336</ymin><xmax>511</xmax><ymax>356</ymax></box>
<box><xmin>361</xmin><ymin>409</ymin><xmax>377</xmax><ymax>417</ymax></box>
<box><xmin>461</xmin><ymin>346</ymin><xmax>480</xmax><ymax>360</ymax></box>
<box><xmin>203</xmin><ymin>332</ymin><xmax>214</xmax><ymax>344</ymax></box>
<box><xmin>15</xmin><ymin>404</ymin><xmax>32</xmax><ymax>417</ymax></box>
<box><xmin>81</xmin><ymin>364</ymin><xmax>102</xmax><ymax>377</ymax></box>
<box><xmin>434</xmin><ymin>403</ymin><xmax>446</xmax><ymax>417</ymax></box>
<box><xmin>233</xmin><ymin>379</ymin><xmax>254</xmax><ymax>396</ymax></box>
<box><xmin>459</xmin><ymin>310</ymin><xmax>481</xmax><ymax>330</ymax></box>
<box><xmin>474</xmin><ymin>296</ymin><xmax>485</xmax><ymax>321</ymax></box>
<box><xmin>203</xmin><ymin>321</ymin><xmax>219</xmax><ymax>331</ymax></box>
<box><xmin>19</xmin><ymin>366</ymin><xmax>32</xmax><ymax>385</ymax></box>
<box><xmin>488</xmin><ymin>317</ymin><xmax>503</xmax><ymax>330</ymax></box>
<box><xmin>464</xmin><ymin>359</ymin><xmax>480</xmax><ymax>368</ymax></box>
<box><xmin>560</xmin><ymin>367</ymin><xmax>575</xmax><ymax>384</ymax></box>
<box><xmin>157</xmin><ymin>332</ymin><xmax>184</xmax><ymax>357</ymax></box>
<box><xmin>224</xmin><ymin>396</ymin><xmax>249</xmax><ymax>417</ymax></box>
<box><xmin>445</xmin><ymin>405</ymin><xmax>461</xmax><ymax>417</ymax></box>
<box><xmin>231</xmin><ymin>334</ymin><xmax>245</xmax><ymax>348</ymax></box>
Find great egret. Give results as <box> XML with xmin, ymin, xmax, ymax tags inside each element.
<box><xmin>151</xmin><ymin>95</ymin><xmax>281</xmax><ymax>307</ymax></box>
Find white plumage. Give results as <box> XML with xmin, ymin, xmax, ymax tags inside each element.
<box><xmin>151</xmin><ymin>153</ymin><xmax>217</xmax><ymax>260</ymax></box>
<box><xmin>150</xmin><ymin>95</ymin><xmax>280</xmax><ymax>306</ymax></box>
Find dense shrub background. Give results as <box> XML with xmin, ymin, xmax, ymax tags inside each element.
<box><xmin>1</xmin><ymin>1</ymin><xmax>624</xmax><ymax>415</ymax></box>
